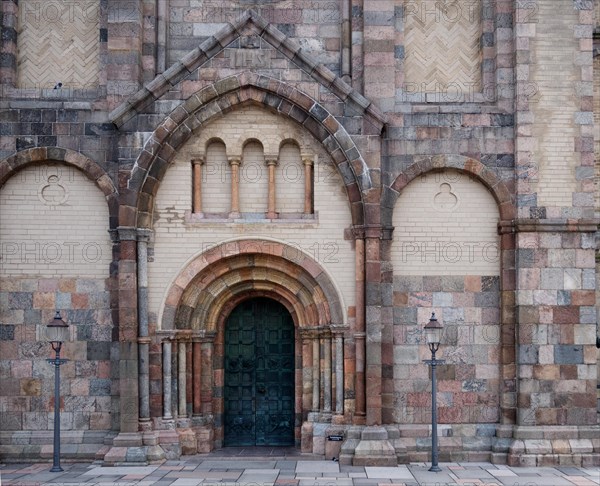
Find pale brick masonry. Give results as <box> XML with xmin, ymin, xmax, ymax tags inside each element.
<box><xmin>0</xmin><ymin>0</ymin><xmax>597</xmax><ymax>466</ymax></box>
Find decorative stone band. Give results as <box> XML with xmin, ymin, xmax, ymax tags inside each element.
<box><xmin>345</xmin><ymin>225</ymin><xmax>394</xmax><ymax>240</ymax></box>
<box><xmin>498</xmin><ymin>218</ymin><xmax>600</xmax><ymax>234</ymax></box>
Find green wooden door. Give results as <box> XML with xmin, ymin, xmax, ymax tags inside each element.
<box><xmin>224</xmin><ymin>298</ymin><xmax>295</xmax><ymax>446</ymax></box>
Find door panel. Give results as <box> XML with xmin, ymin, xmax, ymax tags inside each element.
<box><xmin>224</xmin><ymin>298</ymin><xmax>295</xmax><ymax>446</ymax></box>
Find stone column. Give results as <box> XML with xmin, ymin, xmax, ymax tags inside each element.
<box><xmin>162</xmin><ymin>340</ymin><xmax>173</xmax><ymax>420</ymax></box>
<box><xmin>333</xmin><ymin>330</ymin><xmax>344</xmax><ymax>415</ymax></box>
<box><xmin>354</xmin><ymin>233</ymin><xmax>366</xmax><ymax>422</ymax></box>
<box><xmin>341</xmin><ymin>0</ymin><xmax>351</xmax><ymax>82</ymax></box>
<box><xmin>266</xmin><ymin>158</ymin><xmax>278</xmax><ymax>219</ymax></box>
<box><xmin>303</xmin><ymin>157</ymin><xmax>314</xmax><ymax>215</ymax></box>
<box><xmin>201</xmin><ymin>336</ymin><xmax>214</xmax><ymax>414</ymax></box>
<box><xmin>228</xmin><ymin>157</ymin><xmax>241</xmax><ymax>218</ymax></box>
<box><xmin>178</xmin><ymin>340</ymin><xmax>187</xmax><ymax>418</ymax></box>
<box><xmin>113</xmin><ymin>227</ymin><xmax>141</xmax><ymax>444</ymax></box>
<box><xmin>156</xmin><ymin>0</ymin><xmax>167</xmax><ymax>74</ymax></box>
<box><xmin>192</xmin><ymin>157</ymin><xmax>204</xmax><ymax>214</ymax></box>
<box><xmin>322</xmin><ymin>333</ymin><xmax>332</xmax><ymax>413</ymax></box>
<box><xmin>300</xmin><ymin>330</ymin><xmax>313</xmax><ymax>417</ymax></box>
<box><xmin>171</xmin><ymin>339</ymin><xmax>178</xmax><ymax>419</ymax></box>
<box><xmin>137</xmin><ymin>229</ymin><xmax>151</xmax><ymax>425</ymax></box>
<box><xmin>365</xmin><ymin>228</ymin><xmax>382</xmax><ymax>426</ymax></box>
<box><xmin>312</xmin><ymin>334</ymin><xmax>320</xmax><ymax>412</ymax></box>
<box><xmin>192</xmin><ymin>340</ymin><xmax>201</xmax><ymax>416</ymax></box>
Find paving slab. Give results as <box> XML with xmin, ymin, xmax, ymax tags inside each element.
<box><xmin>170</xmin><ymin>479</ymin><xmax>204</xmax><ymax>486</ymax></box>
<box><xmin>487</xmin><ymin>468</ymin><xmax>518</xmax><ymax>477</ymax></box>
<box><xmin>497</xmin><ymin>476</ymin><xmax>574</xmax><ymax>486</ymax></box>
<box><xmin>83</xmin><ymin>465</ymin><xmax>159</xmax><ymax>475</ymax></box>
<box><xmin>296</xmin><ymin>461</ymin><xmax>340</xmax><ymax>473</ymax></box>
<box><xmin>365</xmin><ymin>467</ymin><xmax>413</xmax><ymax>480</ymax></box>
<box><xmin>198</xmin><ymin>460</ymin><xmax>278</xmax><ymax>469</ymax></box>
<box><xmin>452</xmin><ymin>468</ymin><xmax>496</xmax><ymax>479</ymax></box>
<box><xmin>1</xmin><ymin>456</ymin><xmax>599</xmax><ymax>486</ymax></box>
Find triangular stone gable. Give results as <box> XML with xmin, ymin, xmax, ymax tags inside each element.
<box><xmin>109</xmin><ymin>9</ymin><xmax>385</xmax><ymax>130</ymax></box>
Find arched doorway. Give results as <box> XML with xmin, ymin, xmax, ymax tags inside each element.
<box><xmin>224</xmin><ymin>298</ymin><xmax>295</xmax><ymax>446</ymax></box>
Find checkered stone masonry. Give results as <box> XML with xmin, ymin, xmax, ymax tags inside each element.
<box><xmin>515</xmin><ymin>230</ymin><xmax>597</xmax><ymax>427</ymax></box>
<box><xmin>0</xmin><ymin>0</ymin><xmax>597</xmax><ymax>467</ymax></box>
<box><xmin>392</xmin><ymin>275</ymin><xmax>501</xmax><ymax>426</ymax></box>
<box><xmin>0</xmin><ymin>277</ymin><xmax>114</xmax><ymax>461</ymax></box>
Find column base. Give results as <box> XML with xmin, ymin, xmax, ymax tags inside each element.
<box><xmin>351</xmin><ymin>426</ymin><xmax>397</xmax><ymax>466</ymax></box>
<box><xmin>507</xmin><ymin>425</ymin><xmax>600</xmax><ymax>467</ymax></box>
<box><xmin>102</xmin><ymin>432</ymin><xmax>166</xmax><ymax>465</ymax></box>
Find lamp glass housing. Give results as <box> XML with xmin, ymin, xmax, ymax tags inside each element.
<box><xmin>46</xmin><ymin>312</ymin><xmax>69</xmax><ymax>343</ymax></box>
<box><xmin>424</xmin><ymin>313</ymin><xmax>443</xmax><ymax>346</ymax></box>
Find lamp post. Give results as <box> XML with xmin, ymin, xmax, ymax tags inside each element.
<box><xmin>46</xmin><ymin>311</ymin><xmax>70</xmax><ymax>472</ymax></box>
<box><xmin>423</xmin><ymin>312</ymin><xmax>444</xmax><ymax>472</ymax></box>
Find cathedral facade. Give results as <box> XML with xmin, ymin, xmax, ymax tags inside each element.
<box><xmin>0</xmin><ymin>0</ymin><xmax>599</xmax><ymax>466</ymax></box>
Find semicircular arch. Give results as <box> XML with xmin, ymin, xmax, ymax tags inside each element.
<box><xmin>160</xmin><ymin>239</ymin><xmax>345</xmax><ymax>332</ymax></box>
<box><xmin>126</xmin><ymin>73</ymin><xmax>373</xmax><ymax>229</ymax></box>
<box><xmin>386</xmin><ymin>155</ymin><xmax>514</xmax><ymax>224</ymax></box>
<box><xmin>0</xmin><ymin>147</ymin><xmax>118</xmax><ymax>225</ymax></box>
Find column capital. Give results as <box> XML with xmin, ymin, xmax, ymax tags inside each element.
<box><xmin>330</xmin><ymin>325</ymin><xmax>348</xmax><ymax>336</ymax></box>
<box><xmin>136</xmin><ymin>228</ymin><xmax>153</xmax><ymax>242</ymax></box>
<box><xmin>302</xmin><ymin>155</ymin><xmax>314</xmax><ymax>166</ymax></box>
<box><xmin>228</xmin><ymin>156</ymin><xmax>241</xmax><ymax>166</ymax></box>
<box><xmin>299</xmin><ymin>327</ymin><xmax>321</xmax><ymax>339</ymax></box>
<box><xmin>117</xmin><ymin>226</ymin><xmax>138</xmax><ymax>241</ymax></box>
<box><xmin>191</xmin><ymin>156</ymin><xmax>205</xmax><ymax>166</ymax></box>
<box><xmin>351</xmin><ymin>225</ymin><xmax>394</xmax><ymax>240</ymax></box>
<box><xmin>265</xmin><ymin>158</ymin><xmax>278</xmax><ymax>166</ymax></box>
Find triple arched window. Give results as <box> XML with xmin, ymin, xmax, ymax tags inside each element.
<box><xmin>190</xmin><ymin>137</ymin><xmax>315</xmax><ymax>220</ymax></box>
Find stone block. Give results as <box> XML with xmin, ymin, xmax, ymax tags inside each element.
<box><xmin>89</xmin><ymin>378</ymin><xmax>112</xmax><ymax>396</ymax></box>
<box><xmin>87</xmin><ymin>342</ymin><xmax>111</xmax><ymax>360</ymax></box>
<box><xmin>554</xmin><ymin>345</ymin><xmax>583</xmax><ymax>364</ymax></box>
<box><xmin>0</xmin><ymin>324</ymin><xmax>15</xmax><ymax>340</ymax></box>
<box><xmin>569</xmin><ymin>439</ymin><xmax>593</xmax><ymax>453</ymax></box>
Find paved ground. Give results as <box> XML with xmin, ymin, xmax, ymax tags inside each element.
<box><xmin>1</xmin><ymin>448</ymin><xmax>599</xmax><ymax>486</ymax></box>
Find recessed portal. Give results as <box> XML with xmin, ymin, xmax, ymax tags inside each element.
<box><xmin>224</xmin><ymin>298</ymin><xmax>295</xmax><ymax>446</ymax></box>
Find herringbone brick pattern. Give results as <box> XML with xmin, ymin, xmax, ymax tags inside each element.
<box><xmin>17</xmin><ymin>0</ymin><xmax>99</xmax><ymax>89</ymax></box>
<box><xmin>404</xmin><ymin>0</ymin><xmax>482</xmax><ymax>91</ymax></box>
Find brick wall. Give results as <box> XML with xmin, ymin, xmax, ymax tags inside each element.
<box><xmin>276</xmin><ymin>142</ymin><xmax>305</xmax><ymax>214</ymax></box>
<box><xmin>204</xmin><ymin>141</ymin><xmax>231</xmax><ymax>213</ymax></box>
<box><xmin>391</xmin><ymin>169</ymin><xmax>500</xmax><ymax>276</ymax></box>
<box><xmin>0</xmin><ymin>164</ymin><xmax>112</xmax><ymax>277</ymax></box>
<box><xmin>532</xmin><ymin>2</ymin><xmax>579</xmax><ymax>208</ymax></box>
<box><xmin>239</xmin><ymin>141</ymin><xmax>269</xmax><ymax>214</ymax></box>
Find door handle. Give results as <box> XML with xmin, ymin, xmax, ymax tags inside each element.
<box><xmin>257</xmin><ymin>386</ymin><xmax>266</xmax><ymax>394</ymax></box>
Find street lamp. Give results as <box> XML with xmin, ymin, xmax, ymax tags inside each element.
<box><xmin>46</xmin><ymin>311</ymin><xmax>70</xmax><ymax>472</ymax></box>
<box><xmin>423</xmin><ymin>312</ymin><xmax>444</xmax><ymax>472</ymax></box>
